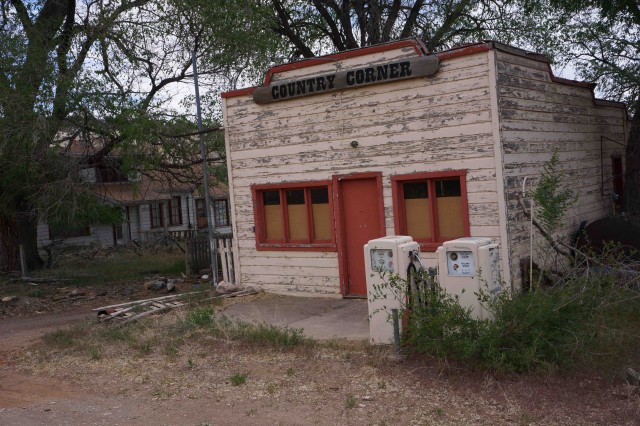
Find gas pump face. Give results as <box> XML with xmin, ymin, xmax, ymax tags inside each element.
<box><xmin>446</xmin><ymin>251</ymin><xmax>474</xmax><ymax>276</ymax></box>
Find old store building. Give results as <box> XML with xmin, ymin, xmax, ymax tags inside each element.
<box><xmin>221</xmin><ymin>39</ymin><xmax>627</xmax><ymax>297</ymax></box>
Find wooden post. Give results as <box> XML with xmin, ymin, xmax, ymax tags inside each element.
<box><xmin>19</xmin><ymin>244</ymin><xmax>28</xmax><ymax>276</ymax></box>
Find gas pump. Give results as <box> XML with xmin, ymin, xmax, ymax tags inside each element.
<box><xmin>436</xmin><ymin>237</ymin><xmax>501</xmax><ymax>320</ymax></box>
<box><xmin>364</xmin><ymin>236</ymin><xmax>423</xmax><ymax>344</ymax></box>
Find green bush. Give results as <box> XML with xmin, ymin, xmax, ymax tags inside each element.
<box><xmin>378</xmin><ymin>267</ymin><xmax>640</xmax><ymax>374</ymax></box>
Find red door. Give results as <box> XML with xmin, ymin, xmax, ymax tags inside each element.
<box><xmin>336</xmin><ymin>174</ymin><xmax>385</xmax><ymax>297</ymax></box>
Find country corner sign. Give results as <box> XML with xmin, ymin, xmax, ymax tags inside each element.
<box><xmin>253</xmin><ymin>56</ymin><xmax>440</xmax><ymax>105</ymax></box>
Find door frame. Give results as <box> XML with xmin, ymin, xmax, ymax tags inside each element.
<box><xmin>332</xmin><ymin>172</ymin><xmax>386</xmax><ymax>296</ymax></box>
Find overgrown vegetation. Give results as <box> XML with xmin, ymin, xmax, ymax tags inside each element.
<box><xmin>40</xmin><ymin>303</ymin><xmax>308</xmax><ymax>363</ymax></box>
<box><xmin>31</xmin><ymin>247</ymin><xmax>185</xmax><ymax>286</ymax></box>
<box><xmin>182</xmin><ymin>306</ymin><xmax>307</xmax><ymax>347</ymax></box>
<box><xmin>374</xmin><ymin>260</ymin><xmax>640</xmax><ymax>375</ymax></box>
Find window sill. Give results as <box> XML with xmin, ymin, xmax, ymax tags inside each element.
<box><xmin>256</xmin><ymin>242</ymin><xmax>337</xmax><ymax>252</ymax></box>
<box><xmin>418</xmin><ymin>241</ymin><xmax>462</xmax><ymax>252</ymax></box>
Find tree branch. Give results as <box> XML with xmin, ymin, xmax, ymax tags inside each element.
<box><xmin>312</xmin><ymin>0</ymin><xmax>345</xmax><ymax>50</ymax></box>
<box><xmin>271</xmin><ymin>0</ymin><xmax>315</xmax><ymax>57</ymax></box>
<box><xmin>381</xmin><ymin>0</ymin><xmax>401</xmax><ymax>42</ymax></box>
<box><xmin>9</xmin><ymin>0</ymin><xmax>31</xmax><ymax>37</ymax></box>
<box><xmin>518</xmin><ymin>195</ymin><xmax>572</xmax><ymax>257</ymax></box>
<box><xmin>400</xmin><ymin>0</ymin><xmax>425</xmax><ymax>39</ymax></box>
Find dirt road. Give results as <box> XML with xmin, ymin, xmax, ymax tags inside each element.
<box><xmin>1</xmin><ymin>306</ymin><xmax>639</xmax><ymax>425</ymax></box>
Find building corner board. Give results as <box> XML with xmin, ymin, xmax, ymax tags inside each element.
<box><xmin>487</xmin><ymin>49</ymin><xmax>512</xmax><ymax>291</ymax></box>
<box><xmin>221</xmin><ymin>98</ymin><xmax>242</xmax><ymax>285</ymax></box>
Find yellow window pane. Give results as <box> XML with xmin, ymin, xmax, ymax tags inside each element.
<box><xmin>264</xmin><ymin>204</ymin><xmax>283</xmax><ymax>240</ymax></box>
<box><xmin>437</xmin><ymin>196</ymin><xmax>464</xmax><ymax>238</ymax></box>
<box><xmin>312</xmin><ymin>203</ymin><xmax>330</xmax><ymax>240</ymax></box>
<box><xmin>287</xmin><ymin>204</ymin><xmax>308</xmax><ymax>240</ymax></box>
<box><xmin>405</xmin><ymin>198</ymin><xmax>432</xmax><ymax>239</ymax></box>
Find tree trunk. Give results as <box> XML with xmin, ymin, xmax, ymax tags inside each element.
<box><xmin>624</xmin><ymin>106</ymin><xmax>640</xmax><ymax>214</ymax></box>
<box><xmin>0</xmin><ymin>216</ymin><xmax>21</xmax><ymax>272</ymax></box>
<box><xmin>18</xmin><ymin>210</ymin><xmax>44</xmax><ymax>271</ymax></box>
<box><xmin>0</xmin><ymin>209</ymin><xmax>44</xmax><ymax>273</ymax></box>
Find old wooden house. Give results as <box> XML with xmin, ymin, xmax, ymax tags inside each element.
<box><xmin>221</xmin><ymin>39</ymin><xmax>627</xmax><ymax>297</ymax></box>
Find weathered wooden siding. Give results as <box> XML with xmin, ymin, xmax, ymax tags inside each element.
<box><xmin>224</xmin><ymin>47</ymin><xmax>503</xmax><ymax>296</ymax></box>
<box><xmin>494</xmin><ymin>50</ymin><xmax>627</xmax><ymax>290</ymax></box>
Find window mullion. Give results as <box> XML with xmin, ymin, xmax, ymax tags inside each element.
<box><xmin>305</xmin><ymin>188</ymin><xmax>314</xmax><ymax>243</ymax></box>
<box><xmin>281</xmin><ymin>189</ymin><xmax>289</xmax><ymax>243</ymax></box>
<box><xmin>428</xmin><ymin>180</ymin><xmax>438</xmax><ymax>242</ymax></box>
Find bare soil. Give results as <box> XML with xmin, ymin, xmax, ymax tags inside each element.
<box><xmin>1</xmin><ymin>300</ymin><xmax>640</xmax><ymax>425</ymax></box>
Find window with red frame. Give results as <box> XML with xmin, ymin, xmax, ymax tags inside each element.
<box><xmin>150</xmin><ymin>202</ymin><xmax>164</xmax><ymax>228</ymax></box>
<box><xmin>253</xmin><ymin>182</ymin><xmax>335</xmax><ymax>250</ymax></box>
<box><xmin>168</xmin><ymin>196</ymin><xmax>182</xmax><ymax>226</ymax></box>
<box><xmin>392</xmin><ymin>171</ymin><xmax>469</xmax><ymax>251</ymax></box>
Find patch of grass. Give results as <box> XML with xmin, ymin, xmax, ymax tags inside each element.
<box><xmin>151</xmin><ymin>387</ymin><xmax>175</xmax><ymax>399</ymax></box>
<box><xmin>31</xmin><ymin>250</ymin><xmax>185</xmax><ymax>287</ymax></box>
<box><xmin>344</xmin><ymin>394</ymin><xmax>357</xmax><ymax>409</ymax></box>
<box><xmin>99</xmin><ymin>326</ymin><xmax>135</xmax><ymax>344</ymax></box>
<box><xmin>164</xmin><ymin>343</ymin><xmax>179</xmax><ymax>358</ymax></box>
<box><xmin>433</xmin><ymin>407</ymin><xmax>444</xmax><ymax>417</ymax></box>
<box><xmin>184</xmin><ymin>306</ymin><xmax>217</xmax><ymax>329</ymax></box>
<box><xmin>134</xmin><ymin>338</ymin><xmax>156</xmax><ymax>356</ymax></box>
<box><xmin>42</xmin><ymin>328</ymin><xmax>78</xmax><ymax>348</ymax></box>
<box><xmin>266</xmin><ymin>383</ymin><xmax>278</xmax><ymax>394</ymax></box>
<box><xmin>88</xmin><ymin>346</ymin><xmax>102</xmax><ymax>360</ymax></box>
<box><xmin>285</xmin><ymin>367</ymin><xmax>295</xmax><ymax>377</ymax></box>
<box><xmin>230</xmin><ymin>372</ymin><xmax>247</xmax><ymax>386</ymax></box>
<box><xmin>222</xmin><ymin>317</ymin><xmax>307</xmax><ymax>347</ymax></box>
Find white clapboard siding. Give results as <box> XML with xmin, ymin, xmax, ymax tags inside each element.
<box><xmin>224</xmin><ymin>48</ymin><xmax>501</xmax><ymax>296</ymax></box>
<box><xmin>496</xmin><ymin>50</ymin><xmax>627</xmax><ymax>291</ymax></box>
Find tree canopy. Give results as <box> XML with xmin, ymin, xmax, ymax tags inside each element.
<box><xmin>0</xmin><ymin>0</ymin><xmax>279</xmax><ymax>270</ymax></box>
<box><xmin>1</xmin><ymin>0</ymin><xmax>638</xmax><ymax>271</ymax></box>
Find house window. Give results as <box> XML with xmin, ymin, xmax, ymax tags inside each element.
<box><xmin>96</xmin><ymin>158</ymin><xmax>129</xmax><ymax>183</ymax></box>
<box><xmin>391</xmin><ymin>171</ymin><xmax>469</xmax><ymax>251</ymax></box>
<box><xmin>196</xmin><ymin>199</ymin><xmax>208</xmax><ymax>229</ymax></box>
<box><xmin>252</xmin><ymin>181</ymin><xmax>335</xmax><ymax>251</ymax></box>
<box><xmin>49</xmin><ymin>221</ymin><xmax>91</xmax><ymax>239</ymax></box>
<box><xmin>213</xmin><ymin>199</ymin><xmax>230</xmax><ymax>228</ymax></box>
<box><xmin>168</xmin><ymin>196</ymin><xmax>182</xmax><ymax>226</ymax></box>
<box><xmin>150</xmin><ymin>202</ymin><xmax>164</xmax><ymax>228</ymax></box>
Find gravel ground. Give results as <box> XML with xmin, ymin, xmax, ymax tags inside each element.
<box><xmin>1</xmin><ymin>303</ymin><xmax>639</xmax><ymax>425</ymax></box>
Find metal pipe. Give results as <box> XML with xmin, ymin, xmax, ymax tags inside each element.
<box><xmin>391</xmin><ymin>308</ymin><xmax>401</xmax><ymax>355</ymax></box>
<box><xmin>522</xmin><ymin>177</ymin><xmax>534</xmax><ymax>290</ymax></box>
<box><xmin>192</xmin><ymin>50</ymin><xmax>218</xmax><ymax>286</ymax></box>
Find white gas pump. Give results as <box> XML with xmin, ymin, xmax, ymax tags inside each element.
<box><xmin>436</xmin><ymin>237</ymin><xmax>501</xmax><ymax>320</ymax></box>
<box><xmin>364</xmin><ymin>236</ymin><xmax>422</xmax><ymax>345</ymax></box>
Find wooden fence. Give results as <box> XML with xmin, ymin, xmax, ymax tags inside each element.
<box><xmin>185</xmin><ymin>234</ymin><xmax>235</xmax><ymax>283</ymax></box>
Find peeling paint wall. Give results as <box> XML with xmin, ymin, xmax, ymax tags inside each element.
<box><xmin>495</xmin><ymin>51</ymin><xmax>627</xmax><ymax>291</ymax></box>
<box><xmin>224</xmin><ymin>46</ymin><xmax>502</xmax><ymax>296</ymax></box>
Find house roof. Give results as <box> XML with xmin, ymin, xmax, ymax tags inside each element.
<box><xmin>58</xmin><ymin>135</ymin><xmax>229</xmax><ymax>205</ymax></box>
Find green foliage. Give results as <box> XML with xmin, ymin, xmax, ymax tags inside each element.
<box><xmin>219</xmin><ymin>317</ymin><xmax>307</xmax><ymax>347</ymax></box>
<box><xmin>530</xmin><ymin>151</ymin><xmax>577</xmax><ymax>233</ymax></box>
<box><xmin>42</xmin><ymin>329</ymin><xmax>77</xmax><ymax>348</ymax></box>
<box><xmin>180</xmin><ymin>307</ymin><xmax>307</xmax><ymax>348</ymax></box>
<box><xmin>33</xmin><ymin>249</ymin><xmax>186</xmax><ymax>286</ymax></box>
<box><xmin>344</xmin><ymin>395</ymin><xmax>357</xmax><ymax>409</ymax></box>
<box><xmin>229</xmin><ymin>372</ymin><xmax>247</xmax><ymax>386</ymax></box>
<box><xmin>375</xmin><ymin>267</ymin><xmax>640</xmax><ymax>374</ymax></box>
<box><xmin>185</xmin><ymin>306</ymin><xmax>217</xmax><ymax>329</ymax></box>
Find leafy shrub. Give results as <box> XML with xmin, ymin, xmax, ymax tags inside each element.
<box><xmin>378</xmin><ymin>267</ymin><xmax>640</xmax><ymax>374</ymax></box>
